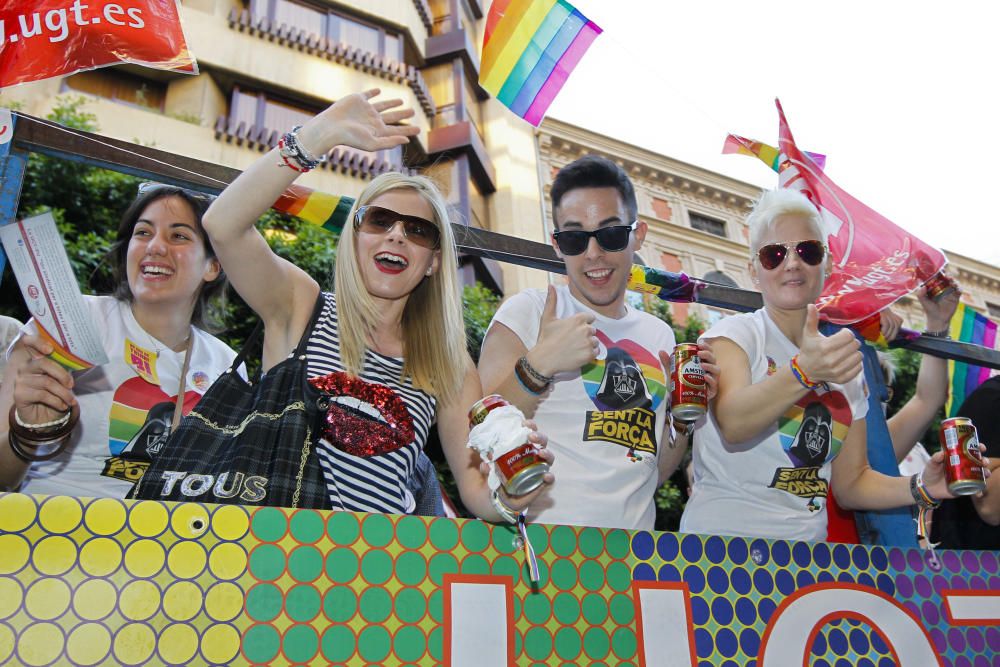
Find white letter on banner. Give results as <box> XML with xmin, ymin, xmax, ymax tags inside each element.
<box><xmin>942</xmin><ymin>590</ymin><xmax>1000</xmax><ymax>625</ymax></box>
<box><xmin>758</xmin><ymin>583</ymin><xmax>941</xmax><ymax>667</ymax></box>
<box><xmin>443</xmin><ymin>574</ymin><xmax>513</xmax><ymax>667</ymax></box>
<box><xmin>632</xmin><ymin>582</ymin><xmax>696</xmax><ymax>667</ymax></box>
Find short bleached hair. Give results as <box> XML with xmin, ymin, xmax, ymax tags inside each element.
<box><xmin>746</xmin><ymin>189</ymin><xmax>824</xmax><ymax>256</ymax></box>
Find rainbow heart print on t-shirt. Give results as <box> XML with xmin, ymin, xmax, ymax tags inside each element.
<box><xmin>582</xmin><ymin>331</ymin><xmax>666</xmax><ymax>412</ymax></box>
<box><xmin>108</xmin><ymin>377</ymin><xmax>200</xmax><ymax>455</ymax></box>
<box><xmin>777</xmin><ymin>389</ymin><xmax>853</xmax><ymax>468</ymax></box>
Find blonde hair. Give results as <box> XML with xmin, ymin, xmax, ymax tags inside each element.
<box><xmin>747</xmin><ymin>189</ymin><xmax>824</xmax><ymax>258</ymax></box>
<box><xmin>334</xmin><ymin>172</ymin><xmax>467</xmax><ymax>404</ymax></box>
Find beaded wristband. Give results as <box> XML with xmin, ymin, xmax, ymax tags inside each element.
<box><xmin>921</xmin><ymin>328</ymin><xmax>951</xmax><ymax>339</ymax></box>
<box><xmin>277</xmin><ymin>125</ymin><xmax>325</xmax><ymax>172</ymax></box>
<box><xmin>13</xmin><ymin>407</ymin><xmax>71</xmax><ymax>432</ymax></box>
<box><xmin>491</xmin><ymin>490</ymin><xmax>520</xmax><ymax>524</ymax></box>
<box><xmin>519</xmin><ymin>356</ymin><xmax>553</xmax><ymax>386</ymax></box>
<box><xmin>909</xmin><ymin>472</ymin><xmax>941</xmax><ymax>510</ymax></box>
<box><xmin>789</xmin><ymin>355</ymin><xmax>821</xmax><ymax>390</ymax></box>
<box><xmin>514</xmin><ymin>356</ymin><xmax>550</xmax><ymax>395</ymax></box>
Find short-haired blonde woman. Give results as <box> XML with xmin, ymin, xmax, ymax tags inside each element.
<box><xmin>202</xmin><ymin>89</ymin><xmax>551</xmax><ymax>520</ymax></box>
<box><xmin>680</xmin><ymin>188</ymin><xmax>985</xmax><ymax>542</ymax></box>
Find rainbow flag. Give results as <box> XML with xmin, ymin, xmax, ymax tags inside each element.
<box><xmin>272</xmin><ymin>185</ymin><xmax>354</xmax><ymax>234</ymax></box>
<box><xmin>946</xmin><ymin>303</ymin><xmax>998</xmax><ymax>416</ymax></box>
<box><xmin>723</xmin><ymin>134</ymin><xmax>826</xmax><ymax>172</ymax></box>
<box><xmin>480</xmin><ymin>0</ymin><xmax>602</xmax><ymax>126</ymax></box>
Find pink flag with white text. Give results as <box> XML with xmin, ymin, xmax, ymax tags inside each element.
<box><xmin>774</xmin><ymin>99</ymin><xmax>946</xmax><ymax>325</ymax></box>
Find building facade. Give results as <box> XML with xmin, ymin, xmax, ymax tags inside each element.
<box><xmin>3</xmin><ymin>1</ymin><xmax>998</xmax><ymax>331</ymax></box>
<box><xmin>1</xmin><ymin>0</ymin><xmax>545</xmax><ymax>294</ymax></box>
<box><xmin>535</xmin><ymin>118</ymin><xmax>1000</xmax><ymax>333</ymax></box>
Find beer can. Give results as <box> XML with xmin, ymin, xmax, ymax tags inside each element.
<box><xmin>924</xmin><ymin>271</ymin><xmax>958</xmax><ymax>302</ymax></box>
<box><xmin>468</xmin><ymin>395</ymin><xmax>549</xmax><ymax>496</ymax></box>
<box><xmin>939</xmin><ymin>417</ymin><xmax>986</xmax><ymax>496</ymax></box>
<box><xmin>670</xmin><ymin>343</ymin><xmax>707</xmax><ymax>422</ymax></box>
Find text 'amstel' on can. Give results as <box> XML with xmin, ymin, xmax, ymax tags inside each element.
<box><xmin>468</xmin><ymin>395</ymin><xmax>549</xmax><ymax>496</ymax></box>
<box><xmin>670</xmin><ymin>343</ymin><xmax>707</xmax><ymax>423</ymax></box>
<box><xmin>939</xmin><ymin>417</ymin><xmax>986</xmax><ymax>496</ymax></box>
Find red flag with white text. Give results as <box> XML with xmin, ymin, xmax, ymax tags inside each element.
<box><xmin>0</xmin><ymin>0</ymin><xmax>197</xmax><ymax>89</ymax></box>
<box><xmin>774</xmin><ymin>99</ymin><xmax>946</xmax><ymax>325</ymax></box>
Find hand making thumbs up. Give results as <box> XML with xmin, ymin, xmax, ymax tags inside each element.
<box><xmin>795</xmin><ymin>304</ymin><xmax>863</xmax><ymax>385</ymax></box>
<box><xmin>529</xmin><ymin>285</ymin><xmax>599</xmax><ymax>376</ymax></box>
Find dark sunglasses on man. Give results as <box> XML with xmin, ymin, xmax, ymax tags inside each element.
<box><xmin>552</xmin><ymin>221</ymin><xmax>637</xmax><ymax>256</ymax></box>
<box><xmin>755</xmin><ymin>239</ymin><xmax>826</xmax><ymax>271</ymax></box>
<box><xmin>354</xmin><ymin>205</ymin><xmax>441</xmax><ymax>249</ymax></box>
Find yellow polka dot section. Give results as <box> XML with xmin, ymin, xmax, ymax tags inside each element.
<box><xmin>0</xmin><ymin>493</ymin><xmax>36</xmax><ymax>532</ymax></box>
<box><xmin>123</xmin><ymin>539</ymin><xmax>165</xmax><ymax>578</ymax></box>
<box><xmin>158</xmin><ymin>623</ymin><xmax>199</xmax><ymax>664</ymax></box>
<box><xmin>209</xmin><ymin>541</ymin><xmax>247</xmax><ymax>580</ymax></box>
<box><xmin>113</xmin><ymin>622</ymin><xmax>156</xmax><ymax>666</ymax></box>
<box><xmin>0</xmin><ymin>624</ymin><xmax>14</xmax><ymax>664</ymax></box>
<box><xmin>17</xmin><ymin>622</ymin><xmax>65</xmax><ymax>667</ymax></box>
<box><xmin>83</xmin><ymin>498</ymin><xmax>127</xmax><ymax>536</ymax></box>
<box><xmin>127</xmin><ymin>501</ymin><xmax>169</xmax><ymax>538</ymax></box>
<box><xmin>0</xmin><ymin>578</ymin><xmax>23</xmax><ymax>619</ymax></box>
<box><xmin>118</xmin><ymin>580</ymin><xmax>162</xmax><ymax>622</ymax></box>
<box><xmin>79</xmin><ymin>537</ymin><xmax>123</xmax><ymax>577</ymax></box>
<box><xmin>38</xmin><ymin>496</ymin><xmax>83</xmax><ymax>534</ymax></box>
<box><xmin>171</xmin><ymin>503</ymin><xmax>210</xmax><ymax>540</ymax></box>
<box><xmin>204</xmin><ymin>581</ymin><xmax>244</xmax><ymax>622</ymax></box>
<box><xmin>163</xmin><ymin>580</ymin><xmax>203</xmax><ymax>622</ymax></box>
<box><xmin>25</xmin><ymin>577</ymin><xmax>72</xmax><ymax>621</ymax></box>
<box><xmin>201</xmin><ymin>623</ymin><xmax>241</xmax><ymax>664</ymax></box>
<box><xmin>73</xmin><ymin>579</ymin><xmax>117</xmax><ymax>621</ymax></box>
<box><xmin>167</xmin><ymin>540</ymin><xmax>208</xmax><ymax>579</ymax></box>
<box><xmin>65</xmin><ymin>623</ymin><xmax>112</xmax><ymax>666</ymax></box>
<box><xmin>32</xmin><ymin>535</ymin><xmax>77</xmax><ymax>576</ymax></box>
<box><xmin>212</xmin><ymin>504</ymin><xmax>250</xmax><ymax>541</ymax></box>
<box><xmin>0</xmin><ymin>534</ymin><xmax>30</xmax><ymax>575</ymax></box>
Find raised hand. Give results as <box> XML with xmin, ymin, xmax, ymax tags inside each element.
<box><xmin>298</xmin><ymin>89</ymin><xmax>421</xmax><ymax>156</ymax></box>
<box><xmin>879</xmin><ymin>308</ymin><xmax>903</xmax><ymax>342</ymax></box>
<box><xmin>918</xmin><ymin>282</ymin><xmax>960</xmax><ymax>333</ymax></box>
<box><xmin>10</xmin><ymin>334</ymin><xmax>77</xmax><ymax>426</ymax></box>
<box><xmin>530</xmin><ymin>285</ymin><xmax>598</xmax><ymax>376</ymax></box>
<box><xmin>796</xmin><ymin>304</ymin><xmax>863</xmax><ymax>385</ymax></box>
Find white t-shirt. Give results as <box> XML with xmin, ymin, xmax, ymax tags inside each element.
<box><xmin>680</xmin><ymin>308</ymin><xmax>869</xmax><ymax>542</ymax></box>
<box><xmin>490</xmin><ymin>285</ymin><xmax>677</xmax><ymax>530</ymax></box>
<box><xmin>898</xmin><ymin>442</ymin><xmax>931</xmax><ymax>477</ymax></box>
<box><xmin>19</xmin><ymin>295</ymin><xmax>237</xmax><ymax>498</ymax></box>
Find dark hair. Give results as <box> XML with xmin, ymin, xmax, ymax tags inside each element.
<box><xmin>550</xmin><ymin>155</ymin><xmax>638</xmax><ymax>229</ymax></box>
<box><xmin>109</xmin><ymin>186</ymin><xmax>228</xmax><ymax>332</ymax></box>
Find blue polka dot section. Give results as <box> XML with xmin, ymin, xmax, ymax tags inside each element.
<box><xmin>627</xmin><ymin>532</ymin><xmax>939</xmax><ymax>665</ymax></box>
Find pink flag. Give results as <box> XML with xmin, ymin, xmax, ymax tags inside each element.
<box><xmin>774</xmin><ymin>100</ymin><xmax>946</xmax><ymax>325</ymax></box>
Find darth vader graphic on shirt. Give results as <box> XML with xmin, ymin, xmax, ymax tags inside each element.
<box><xmin>769</xmin><ymin>388</ymin><xmax>853</xmax><ymax>511</ymax></box>
<box><xmin>581</xmin><ymin>331</ymin><xmax>667</xmax><ymax>459</ymax></box>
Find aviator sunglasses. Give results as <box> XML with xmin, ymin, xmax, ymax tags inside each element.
<box><xmin>756</xmin><ymin>239</ymin><xmax>826</xmax><ymax>270</ymax></box>
<box><xmin>552</xmin><ymin>221</ymin><xmax>637</xmax><ymax>256</ymax></box>
<box><xmin>354</xmin><ymin>205</ymin><xmax>441</xmax><ymax>249</ymax></box>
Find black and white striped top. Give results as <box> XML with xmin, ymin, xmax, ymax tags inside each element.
<box><xmin>306</xmin><ymin>292</ymin><xmax>436</xmax><ymax>514</ymax></box>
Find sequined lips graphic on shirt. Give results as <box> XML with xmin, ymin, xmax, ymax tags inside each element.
<box><xmin>582</xmin><ymin>331</ymin><xmax>666</xmax><ymax>411</ymax></box>
<box><xmin>309</xmin><ymin>371</ymin><xmax>415</xmax><ymax>457</ymax></box>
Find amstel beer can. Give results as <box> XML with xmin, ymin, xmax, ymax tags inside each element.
<box><xmin>939</xmin><ymin>417</ymin><xmax>987</xmax><ymax>496</ymax></box>
<box><xmin>469</xmin><ymin>395</ymin><xmax>548</xmax><ymax>496</ymax></box>
<box><xmin>924</xmin><ymin>271</ymin><xmax>958</xmax><ymax>302</ymax></box>
<box><xmin>670</xmin><ymin>343</ymin><xmax>707</xmax><ymax>422</ymax></box>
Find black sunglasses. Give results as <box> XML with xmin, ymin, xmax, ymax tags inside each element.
<box><xmin>756</xmin><ymin>239</ymin><xmax>826</xmax><ymax>270</ymax></box>
<box><xmin>354</xmin><ymin>205</ymin><xmax>441</xmax><ymax>249</ymax></box>
<box><xmin>553</xmin><ymin>221</ymin><xmax>637</xmax><ymax>256</ymax></box>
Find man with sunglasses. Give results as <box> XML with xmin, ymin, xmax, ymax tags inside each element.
<box><xmin>479</xmin><ymin>156</ymin><xmax>713</xmax><ymax>531</ymax></box>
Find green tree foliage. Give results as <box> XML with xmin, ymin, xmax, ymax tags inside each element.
<box><xmin>462</xmin><ymin>282</ymin><xmax>501</xmax><ymax>363</ymax></box>
<box><xmin>886</xmin><ymin>347</ymin><xmax>938</xmax><ymax>450</ymax></box>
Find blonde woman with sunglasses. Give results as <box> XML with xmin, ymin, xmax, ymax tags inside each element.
<box><xmin>0</xmin><ymin>185</ymin><xmax>236</xmax><ymax>495</ymax></box>
<box><xmin>201</xmin><ymin>90</ymin><xmax>552</xmax><ymax>520</ymax></box>
<box><xmin>680</xmin><ymin>188</ymin><xmax>984</xmax><ymax>542</ymax></box>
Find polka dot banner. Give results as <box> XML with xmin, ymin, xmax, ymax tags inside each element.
<box><xmin>0</xmin><ymin>492</ymin><xmax>996</xmax><ymax>665</ymax></box>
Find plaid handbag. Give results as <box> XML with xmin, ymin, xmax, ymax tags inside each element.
<box><xmin>129</xmin><ymin>295</ymin><xmax>331</xmax><ymax>509</ymax></box>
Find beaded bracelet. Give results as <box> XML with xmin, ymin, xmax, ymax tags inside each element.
<box><xmin>909</xmin><ymin>472</ymin><xmax>941</xmax><ymax>510</ymax></box>
<box><xmin>491</xmin><ymin>490</ymin><xmax>520</xmax><ymax>524</ymax></box>
<box><xmin>514</xmin><ymin>356</ymin><xmax>550</xmax><ymax>395</ymax></box>
<box><xmin>789</xmin><ymin>355</ymin><xmax>821</xmax><ymax>390</ymax></box>
<box><xmin>277</xmin><ymin>125</ymin><xmax>325</xmax><ymax>172</ymax></box>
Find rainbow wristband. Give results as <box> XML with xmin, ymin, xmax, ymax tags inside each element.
<box><xmin>789</xmin><ymin>355</ymin><xmax>821</xmax><ymax>390</ymax></box>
